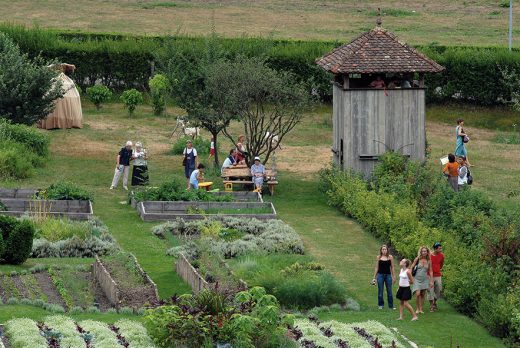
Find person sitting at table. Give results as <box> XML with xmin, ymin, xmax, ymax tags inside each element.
<box><xmin>189</xmin><ymin>163</ymin><xmax>205</xmax><ymax>190</ymax></box>
<box><xmin>251</xmin><ymin>156</ymin><xmax>266</xmax><ymax>193</ymax></box>
<box><xmin>221</xmin><ymin>148</ymin><xmax>237</xmax><ymax>174</ymax></box>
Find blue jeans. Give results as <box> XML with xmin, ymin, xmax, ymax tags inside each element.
<box><xmin>377</xmin><ymin>273</ymin><xmax>393</xmax><ymax>308</ymax></box>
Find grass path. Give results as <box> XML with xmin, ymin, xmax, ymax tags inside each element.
<box><xmin>268</xmin><ymin>179</ymin><xmax>505</xmax><ymax>348</ymax></box>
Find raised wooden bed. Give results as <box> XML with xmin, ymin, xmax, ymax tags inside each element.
<box><xmin>0</xmin><ymin>198</ymin><xmax>93</xmax><ymax>220</ymax></box>
<box><xmin>136</xmin><ymin>201</ymin><xmax>277</xmax><ymax>221</ymax></box>
<box><xmin>0</xmin><ymin>188</ymin><xmax>38</xmax><ymax>198</ymax></box>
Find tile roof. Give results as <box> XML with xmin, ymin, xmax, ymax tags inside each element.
<box><xmin>316</xmin><ymin>27</ymin><xmax>444</xmax><ymax>74</ymax></box>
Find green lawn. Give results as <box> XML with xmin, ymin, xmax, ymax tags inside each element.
<box><xmin>1</xmin><ymin>101</ymin><xmax>514</xmax><ymax>346</ymax></box>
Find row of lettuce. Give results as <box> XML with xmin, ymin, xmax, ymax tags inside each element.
<box><xmin>1</xmin><ymin>23</ymin><xmax>520</xmax><ymax>106</ymax></box>
<box><xmin>319</xmin><ymin>152</ymin><xmax>520</xmax><ymax>346</ymax></box>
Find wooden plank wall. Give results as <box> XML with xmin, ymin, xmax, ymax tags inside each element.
<box><xmin>334</xmin><ymin>88</ymin><xmax>426</xmax><ymax>177</ymax></box>
<box><xmin>175</xmin><ymin>253</ymin><xmax>209</xmax><ymax>294</ymax></box>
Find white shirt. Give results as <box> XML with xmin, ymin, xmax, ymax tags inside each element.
<box><xmin>458</xmin><ymin>166</ymin><xmax>468</xmax><ymax>185</ymax></box>
<box><xmin>183</xmin><ymin>148</ymin><xmax>197</xmax><ymax>157</ymax></box>
<box><xmin>133</xmin><ymin>150</ymin><xmax>147</xmax><ymax>166</ymax></box>
<box><xmin>399</xmin><ymin>268</ymin><xmax>410</xmax><ymax>287</ymax></box>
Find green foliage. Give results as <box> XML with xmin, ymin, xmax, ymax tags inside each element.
<box><xmin>149</xmin><ymin>73</ymin><xmax>169</xmax><ymax>115</ymax></box>
<box><xmin>0</xmin><ymin>119</ymin><xmax>50</xmax><ymax>156</ymax></box>
<box><xmin>0</xmin><ymin>32</ymin><xmax>63</xmax><ymax>125</ymax></box>
<box><xmin>39</xmin><ymin>181</ymin><xmax>93</xmax><ymax>201</ymax></box>
<box><xmin>321</xmin><ymin>154</ymin><xmax>520</xmax><ymax>344</ymax></box>
<box><xmin>85</xmin><ymin>85</ymin><xmax>112</xmax><ymax>110</ymax></box>
<box><xmin>120</xmin><ymin>88</ymin><xmax>144</xmax><ymax>116</ymax></box>
<box><xmin>171</xmin><ymin>136</ymin><xmax>211</xmax><ymax>155</ymax></box>
<box><xmin>0</xmin><ymin>140</ymin><xmax>40</xmax><ymax>179</ymax></box>
<box><xmin>144</xmin><ymin>287</ymin><xmax>290</xmax><ymax>347</ymax></box>
<box><xmin>0</xmin><ymin>217</ymin><xmax>35</xmax><ymax>265</ymax></box>
<box><xmin>132</xmin><ymin>179</ymin><xmax>232</xmax><ymax>202</ymax></box>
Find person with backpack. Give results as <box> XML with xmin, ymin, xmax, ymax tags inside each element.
<box><xmin>371</xmin><ymin>244</ymin><xmax>396</xmax><ymax>310</ymax></box>
<box><xmin>428</xmin><ymin>242</ymin><xmax>445</xmax><ymax>312</ymax></box>
<box><xmin>411</xmin><ymin>246</ymin><xmax>433</xmax><ymax>314</ymax></box>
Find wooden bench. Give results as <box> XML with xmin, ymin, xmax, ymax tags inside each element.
<box><xmin>222</xmin><ymin>168</ymin><xmax>278</xmax><ymax>196</ymax></box>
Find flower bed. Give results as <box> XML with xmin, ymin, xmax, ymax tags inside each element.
<box><xmin>292</xmin><ymin>317</ymin><xmax>404</xmax><ymax>348</ymax></box>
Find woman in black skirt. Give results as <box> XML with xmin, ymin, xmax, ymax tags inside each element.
<box><xmin>131</xmin><ymin>142</ymin><xmax>149</xmax><ymax>186</ymax></box>
<box><xmin>396</xmin><ymin>259</ymin><xmax>418</xmax><ymax>321</ymax></box>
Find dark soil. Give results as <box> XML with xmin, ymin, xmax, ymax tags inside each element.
<box><xmin>11</xmin><ymin>276</ymin><xmax>29</xmax><ymax>298</ymax></box>
<box><xmin>118</xmin><ymin>284</ymin><xmax>157</xmax><ymax>308</ymax></box>
<box><xmin>34</xmin><ymin>271</ymin><xmax>67</xmax><ymax>310</ymax></box>
<box><xmin>90</xmin><ymin>275</ymin><xmax>112</xmax><ymax>311</ymax></box>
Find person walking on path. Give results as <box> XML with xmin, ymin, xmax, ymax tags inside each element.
<box><xmin>372</xmin><ymin>244</ymin><xmax>396</xmax><ymax>310</ymax></box>
<box><xmin>411</xmin><ymin>246</ymin><xmax>434</xmax><ymax>314</ymax></box>
<box><xmin>110</xmin><ymin>140</ymin><xmax>133</xmax><ymax>190</ymax></box>
<box><xmin>443</xmin><ymin>153</ymin><xmax>460</xmax><ymax>192</ymax></box>
<box><xmin>131</xmin><ymin>142</ymin><xmax>149</xmax><ymax>186</ymax></box>
<box><xmin>183</xmin><ymin>140</ymin><xmax>198</xmax><ymax>189</ymax></box>
<box><xmin>396</xmin><ymin>259</ymin><xmax>418</xmax><ymax>321</ymax></box>
<box><xmin>428</xmin><ymin>242</ymin><xmax>445</xmax><ymax>312</ymax></box>
<box><xmin>455</xmin><ymin>119</ymin><xmax>471</xmax><ymax>166</ymax></box>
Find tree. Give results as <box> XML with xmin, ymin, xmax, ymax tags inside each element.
<box><xmin>215</xmin><ymin>56</ymin><xmax>311</xmax><ymax>165</ymax></box>
<box><xmin>149</xmin><ymin>74</ymin><xmax>169</xmax><ymax>116</ymax></box>
<box><xmin>0</xmin><ymin>33</ymin><xmax>63</xmax><ymax>125</ymax></box>
<box><xmin>160</xmin><ymin>33</ymin><xmax>235</xmax><ymax>167</ymax></box>
<box><xmin>120</xmin><ymin>88</ymin><xmax>144</xmax><ymax>117</ymax></box>
<box><xmin>86</xmin><ymin>85</ymin><xmax>112</xmax><ymax>110</ymax></box>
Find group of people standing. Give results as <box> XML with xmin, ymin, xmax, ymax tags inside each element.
<box><xmin>372</xmin><ymin>243</ymin><xmax>444</xmax><ymax>321</ymax></box>
<box><xmin>442</xmin><ymin>119</ymin><xmax>472</xmax><ymax>192</ymax></box>
<box><xmin>110</xmin><ymin>140</ymin><xmax>149</xmax><ymax>190</ymax></box>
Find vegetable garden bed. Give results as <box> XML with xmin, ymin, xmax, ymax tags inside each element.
<box><xmin>0</xmin><ymin>198</ymin><xmax>93</xmax><ymax>220</ymax></box>
<box><xmin>0</xmin><ymin>316</ymin><xmax>155</xmax><ymax>348</ymax></box>
<box><xmin>135</xmin><ymin>201</ymin><xmax>277</xmax><ymax>221</ymax></box>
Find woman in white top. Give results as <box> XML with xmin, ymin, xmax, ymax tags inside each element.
<box><xmin>131</xmin><ymin>142</ymin><xmax>149</xmax><ymax>186</ymax></box>
<box><xmin>396</xmin><ymin>259</ymin><xmax>418</xmax><ymax>321</ymax></box>
<box><xmin>457</xmin><ymin>156</ymin><xmax>468</xmax><ymax>190</ymax></box>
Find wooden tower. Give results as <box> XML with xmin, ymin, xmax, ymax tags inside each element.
<box><xmin>316</xmin><ymin>19</ymin><xmax>444</xmax><ymax>177</ymax></box>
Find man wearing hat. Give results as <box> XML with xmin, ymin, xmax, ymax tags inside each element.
<box><xmin>110</xmin><ymin>140</ymin><xmax>133</xmax><ymax>190</ymax></box>
<box><xmin>250</xmin><ymin>156</ymin><xmax>266</xmax><ymax>193</ymax></box>
<box><xmin>429</xmin><ymin>242</ymin><xmax>445</xmax><ymax>311</ymax></box>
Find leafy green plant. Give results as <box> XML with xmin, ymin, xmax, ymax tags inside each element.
<box><xmin>0</xmin><ymin>118</ymin><xmax>50</xmax><ymax>156</ymax></box>
<box><xmin>149</xmin><ymin>73</ymin><xmax>169</xmax><ymax>115</ymax></box>
<box><xmin>39</xmin><ymin>181</ymin><xmax>93</xmax><ymax>201</ymax></box>
<box><xmin>48</xmin><ymin>267</ymin><xmax>74</xmax><ymax>309</ymax></box>
<box><xmin>120</xmin><ymin>88</ymin><xmax>144</xmax><ymax>116</ymax></box>
<box><xmin>132</xmin><ymin>179</ymin><xmax>232</xmax><ymax>202</ymax></box>
<box><xmin>0</xmin><ymin>139</ymin><xmax>41</xmax><ymax>179</ymax></box>
<box><xmin>86</xmin><ymin>85</ymin><xmax>112</xmax><ymax>110</ymax></box>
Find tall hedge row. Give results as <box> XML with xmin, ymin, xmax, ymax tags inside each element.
<box><xmin>1</xmin><ymin>24</ymin><xmax>519</xmax><ymax>105</ymax></box>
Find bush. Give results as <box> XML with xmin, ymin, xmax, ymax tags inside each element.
<box><xmin>86</xmin><ymin>85</ymin><xmax>112</xmax><ymax>110</ymax></box>
<box><xmin>133</xmin><ymin>179</ymin><xmax>232</xmax><ymax>202</ymax></box>
<box><xmin>0</xmin><ymin>140</ymin><xmax>39</xmax><ymax>179</ymax></box>
<box><xmin>0</xmin><ymin>32</ymin><xmax>63</xmax><ymax>125</ymax></box>
<box><xmin>120</xmin><ymin>88</ymin><xmax>143</xmax><ymax>116</ymax></box>
<box><xmin>0</xmin><ymin>119</ymin><xmax>49</xmax><ymax>156</ymax></box>
<box><xmin>40</xmin><ymin>181</ymin><xmax>93</xmax><ymax>201</ymax></box>
<box><xmin>149</xmin><ymin>73</ymin><xmax>169</xmax><ymax>115</ymax></box>
<box><xmin>0</xmin><ymin>216</ymin><xmax>35</xmax><ymax>264</ymax></box>
<box><xmin>171</xmin><ymin>136</ymin><xmax>211</xmax><ymax>156</ymax></box>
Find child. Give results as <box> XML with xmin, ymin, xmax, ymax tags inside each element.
<box><xmin>189</xmin><ymin>163</ymin><xmax>205</xmax><ymax>190</ymax></box>
<box><xmin>208</xmin><ymin>137</ymin><xmax>215</xmax><ymax>160</ymax></box>
<box><xmin>396</xmin><ymin>259</ymin><xmax>418</xmax><ymax>321</ymax></box>
<box><xmin>442</xmin><ymin>153</ymin><xmax>459</xmax><ymax>192</ymax></box>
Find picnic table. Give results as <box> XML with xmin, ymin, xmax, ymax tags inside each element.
<box><xmin>221</xmin><ymin>167</ymin><xmax>278</xmax><ymax>195</ymax></box>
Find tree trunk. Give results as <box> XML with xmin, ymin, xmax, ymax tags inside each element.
<box><xmin>212</xmin><ymin>131</ymin><xmax>220</xmax><ymax>168</ymax></box>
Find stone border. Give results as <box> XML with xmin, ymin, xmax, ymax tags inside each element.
<box><xmin>93</xmin><ymin>255</ymin><xmax>120</xmax><ymax>307</ymax></box>
<box><xmin>136</xmin><ymin>201</ymin><xmax>277</xmax><ymax>221</ymax></box>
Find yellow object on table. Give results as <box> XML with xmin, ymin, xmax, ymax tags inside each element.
<box><xmin>198</xmin><ymin>181</ymin><xmax>213</xmax><ymax>191</ymax></box>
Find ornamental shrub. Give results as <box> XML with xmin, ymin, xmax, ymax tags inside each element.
<box><xmin>86</xmin><ymin>85</ymin><xmax>112</xmax><ymax>110</ymax></box>
<box><xmin>149</xmin><ymin>73</ymin><xmax>169</xmax><ymax>115</ymax></box>
<box><xmin>0</xmin><ymin>140</ymin><xmax>38</xmax><ymax>179</ymax></box>
<box><xmin>120</xmin><ymin>88</ymin><xmax>144</xmax><ymax>116</ymax></box>
<box><xmin>1</xmin><ymin>217</ymin><xmax>35</xmax><ymax>264</ymax></box>
<box><xmin>0</xmin><ymin>119</ymin><xmax>50</xmax><ymax>156</ymax></box>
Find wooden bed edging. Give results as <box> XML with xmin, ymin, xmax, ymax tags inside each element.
<box><xmin>93</xmin><ymin>255</ymin><xmax>120</xmax><ymax>307</ymax></box>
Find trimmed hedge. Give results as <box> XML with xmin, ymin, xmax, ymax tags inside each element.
<box><xmin>2</xmin><ymin>24</ymin><xmax>520</xmax><ymax>105</ymax></box>
<box><xmin>320</xmin><ymin>153</ymin><xmax>520</xmax><ymax>345</ymax></box>
<box><xmin>0</xmin><ymin>215</ymin><xmax>35</xmax><ymax>264</ymax></box>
